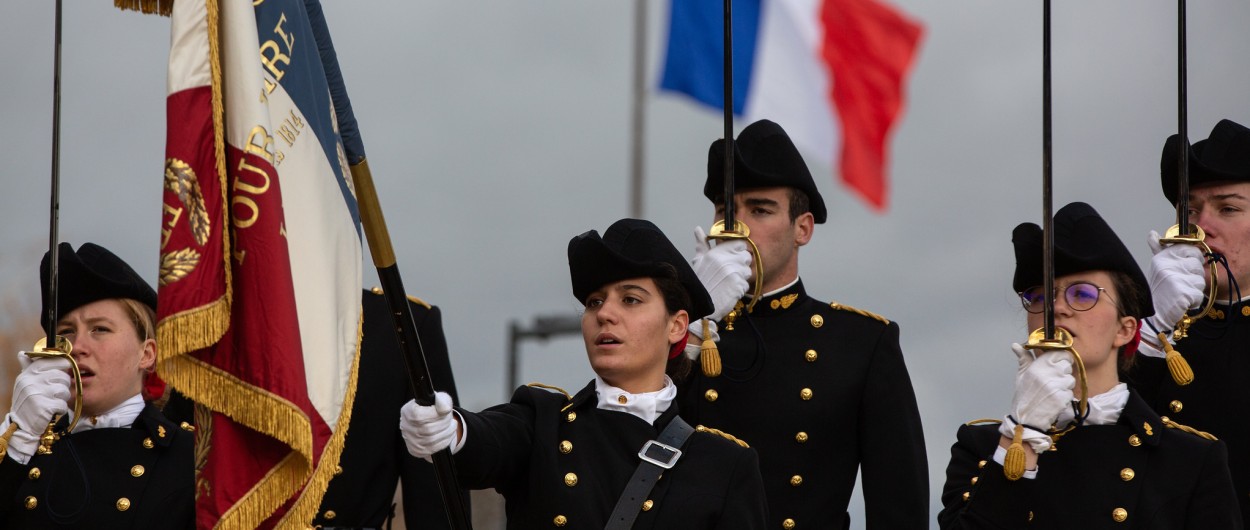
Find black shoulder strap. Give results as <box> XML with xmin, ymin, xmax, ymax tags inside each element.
<box><xmin>604</xmin><ymin>416</ymin><xmax>696</xmax><ymax>530</ymax></box>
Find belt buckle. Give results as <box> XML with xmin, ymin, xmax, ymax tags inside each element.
<box><xmin>638</xmin><ymin>440</ymin><xmax>682</xmax><ymax>469</ymax></box>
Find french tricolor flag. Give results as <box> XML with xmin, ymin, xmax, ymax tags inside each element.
<box><xmin>661</xmin><ymin>0</ymin><xmax>923</xmax><ymax>211</ymax></box>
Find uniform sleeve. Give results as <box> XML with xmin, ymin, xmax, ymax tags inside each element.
<box><xmin>858</xmin><ymin>321</ymin><xmax>929</xmax><ymax>528</ymax></box>
<box><xmin>399</xmin><ymin>305</ymin><xmax>470</xmax><ymax>529</ymax></box>
<box><xmin>0</xmin><ymin>455</ymin><xmax>30</xmax><ymax>521</ymax></box>
<box><xmin>1185</xmin><ymin>439</ymin><xmax>1244</xmax><ymax>529</ymax></box>
<box><xmin>714</xmin><ymin>447</ymin><xmax>768</xmax><ymax>530</ymax></box>
<box><xmin>451</xmin><ymin>388</ymin><xmax>542</xmax><ymax>491</ymax></box>
<box><xmin>937</xmin><ymin>424</ymin><xmax>1035</xmax><ymax>530</ymax></box>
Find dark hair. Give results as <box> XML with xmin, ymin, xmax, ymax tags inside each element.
<box><xmin>1108</xmin><ymin>270</ymin><xmax>1147</xmax><ymax>372</ymax></box>
<box><xmin>786</xmin><ymin>188</ymin><xmax>811</xmax><ymax>223</ymax></box>
<box><xmin>652</xmin><ymin>269</ymin><xmax>695</xmax><ymax>382</ymax></box>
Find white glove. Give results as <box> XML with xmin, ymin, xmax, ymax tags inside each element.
<box><xmin>999</xmin><ymin>345</ymin><xmax>1075</xmax><ymax>453</ymax></box>
<box><xmin>690</xmin><ymin>226</ymin><xmax>752</xmax><ymax>322</ymax></box>
<box><xmin>10</xmin><ymin>355</ymin><xmax>73</xmax><ymax>433</ymax></box>
<box><xmin>4</xmin><ymin>355</ymin><xmax>73</xmax><ymax>464</ymax></box>
<box><xmin>684</xmin><ymin>320</ymin><xmax>720</xmax><ymax>360</ymax></box>
<box><xmin>399</xmin><ymin>391</ymin><xmax>460</xmax><ymax>462</ymax></box>
<box><xmin>1145</xmin><ymin>230</ymin><xmax>1206</xmax><ymax>330</ymax></box>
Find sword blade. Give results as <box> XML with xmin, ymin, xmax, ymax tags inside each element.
<box><xmin>722</xmin><ymin>0</ymin><xmax>735</xmax><ymax>229</ymax></box>
<box><xmin>1176</xmin><ymin>0</ymin><xmax>1190</xmax><ymax>234</ymax></box>
<box><xmin>45</xmin><ymin>0</ymin><xmax>64</xmax><ymax>346</ymax></box>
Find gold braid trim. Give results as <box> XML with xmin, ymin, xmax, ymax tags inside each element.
<box><xmin>1161</xmin><ymin>417</ymin><xmax>1218</xmax><ymax>441</ymax></box>
<box><xmin>277</xmin><ymin>310</ymin><xmax>365</xmax><ymax>528</ymax></box>
<box><xmin>695</xmin><ymin>425</ymin><xmax>749</xmax><ymax>448</ymax></box>
<box><xmin>829</xmin><ymin>302</ymin><xmax>890</xmax><ymax>325</ymax></box>
<box><xmin>0</xmin><ymin>422</ymin><xmax>19</xmax><ymax>460</ymax></box>
<box><xmin>964</xmin><ymin>418</ymin><xmax>1004</xmax><ymax>426</ymax></box>
<box><xmin>114</xmin><ymin>0</ymin><xmax>173</xmax><ymax>16</ymax></box>
<box><xmin>526</xmin><ymin>383</ymin><xmax>572</xmax><ymax>401</ymax></box>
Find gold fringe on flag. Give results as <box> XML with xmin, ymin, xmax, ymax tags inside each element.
<box><xmin>278</xmin><ymin>312</ymin><xmax>365</xmax><ymax>528</ymax></box>
<box><xmin>114</xmin><ymin>0</ymin><xmax>174</xmax><ymax>16</ymax></box>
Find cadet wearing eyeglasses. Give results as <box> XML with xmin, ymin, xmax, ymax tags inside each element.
<box><xmin>938</xmin><ymin>202</ymin><xmax>1240</xmax><ymax>529</ymax></box>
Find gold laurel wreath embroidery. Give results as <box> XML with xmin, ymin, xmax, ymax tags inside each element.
<box><xmin>193</xmin><ymin>403</ymin><xmax>213</xmax><ymax>501</ymax></box>
<box><xmin>160</xmin><ymin>248</ymin><xmax>202</xmax><ymax>286</ymax></box>
<box><xmin>164</xmin><ymin>158</ymin><xmax>211</xmax><ymax>246</ymax></box>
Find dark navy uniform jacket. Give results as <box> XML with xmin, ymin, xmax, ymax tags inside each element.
<box><xmin>313</xmin><ymin>289</ymin><xmax>467</xmax><ymax>528</ymax></box>
<box><xmin>678</xmin><ymin>280</ymin><xmax>928</xmax><ymax>529</ymax></box>
<box><xmin>0</xmin><ymin>403</ymin><xmax>194</xmax><ymax>529</ymax></box>
<box><xmin>938</xmin><ymin>390</ymin><xmax>1241</xmax><ymax>529</ymax></box>
<box><xmin>454</xmin><ymin>381</ymin><xmax>767</xmax><ymax>529</ymax></box>
<box><xmin>1129</xmin><ymin>302</ymin><xmax>1250</xmax><ymax>527</ymax></box>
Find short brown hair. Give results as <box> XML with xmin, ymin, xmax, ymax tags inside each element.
<box><xmin>118</xmin><ymin>298</ymin><xmax>156</xmax><ymax>342</ymax></box>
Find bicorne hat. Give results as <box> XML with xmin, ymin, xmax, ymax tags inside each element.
<box><xmin>1161</xmin><ymin>119</ymin><xmax>1250</xmax><ymax>205</ymax></box>
<box><xmin>1011</xmin><ymin>202</ymin><xmax>1153</xmax><ymax>319</ymax></box>
<box><xmin>705</xmin><ymin>119</ymin><xmax>828</xmax><ymax>223</ymax></box>
<box><xmin>568</xmin><ymin>219</ymin><xmax>713</xmax><ymax>319</ymax></box>
<box><xmin>40</xmin><ymin>242</ymin><xmax>156</xmax><ymax>334</ymax></box>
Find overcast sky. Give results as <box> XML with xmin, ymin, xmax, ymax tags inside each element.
<box><xmin>2</xmin><ymin>0</ymin><xmax>1249</xmax><ymax>525</ymax></box>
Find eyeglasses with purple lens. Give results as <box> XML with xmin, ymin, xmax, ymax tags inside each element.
<box><xmin>1019</xmin><ymin>281</ymin><xmax>1112</xmax><ymax>314</ymax></box>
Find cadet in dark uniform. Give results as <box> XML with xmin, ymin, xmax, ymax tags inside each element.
<box><xmin>0</xmin><ymin>243</ymin><xmax>194</xmax><ymax>529</ymax></box>
<box><xmin>1128</xmin><ymin>118</ymin><xmax>1250</xmax><ymax>526</ymax></box>
<box><xmin>678</xmin><ymin>119</ymin><xmax>928</xmax><ymax>529</ymax></box>
<box><xmin>312</xmin><ymin>288</ymin><xmax>467</xmax><ymax>529</ymax></box>
<box><xmin>938</xmin><ymin>202</ymin><xmax>1241</xmax><ymax>529</ymax></box>
<box><xmin>400</xmin><ymin>218</ymin><xmax>767</xmax><ymax>529</ymax></box>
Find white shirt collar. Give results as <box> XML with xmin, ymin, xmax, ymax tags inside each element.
<box><xmin>754</xmin><ymin>277</ymin><xmax>800</xmax><ymax>299</ymax></box>
<box><xmin>594</xmin><ymin>375</ymin><xmax>676</xmax><ymax>425</ymax></box>
<box><xmin>69</xmin><ymin>393</ymin><xmax>145</xmax><ymax>433</ymax></box>
<box><xmin>1056</xmin><ymin>383</ymin><xmax>1129</xmax><ymax>427</ymax></box>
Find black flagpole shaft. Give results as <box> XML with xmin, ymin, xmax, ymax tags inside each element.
<box><xmin>1042</xmin><ymin>0</ymin><xmax>1055</xmax><ymax>340</ymax></box>
<box><xmin>1176</xmin><ymin>0</ymin><xmax>1190</xmax><ymax>233</ymax></box>
<box><xmin>46</xmin><ymin>0</ymin><xmax>64</xmax><ymax>345</ymax></box>
<box><xmin>722</xmin><ymin>0</ymin><xmax>735</xmax><ymax>228</ymax></box>
<box><xmin>352</xmin><ymin>159</ymin><xmax>472</xmax><ymax>529</ymax></box>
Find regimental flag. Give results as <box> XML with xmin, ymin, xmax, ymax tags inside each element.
<box><xmin>660</xmin><ymin>0</ymin><xmax>923</xmax><ymax>211</ymax></box>
<box><xmin>157</xmin><ymin>0</ymin><xmax>362</xmax><ymax>527</ymax></box>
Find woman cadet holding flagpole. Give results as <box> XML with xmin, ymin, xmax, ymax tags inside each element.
<box><xmin>399</xmin><ymin>218</ymin><xmax>767</xmax><ymax>529</ymax></box>
<box><xmin>937</xmin><ymin>202</ymin><xmax>1240</xmax><ymax>529</ymax></box>
<box><xmin>0</xmin><ymin>242</ymin><xmax>194</xmax><ymax>528</ymax></box>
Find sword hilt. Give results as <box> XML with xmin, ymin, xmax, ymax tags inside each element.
<box><xmin>708</xmin><ymin>220</ymin><xmax>764</xmax><ymax>314</ymax></box>
<box><xmin>21</xmin><ymin>335</ymin><xmax>83</xmax><ymax>452</ymax></box>
<box><xmin>1158</xmin><ymin>223</ymin><xmax>1219</xmax><ymax>337</ymax></box>
<box><xmin>1022</xmin><ymin>327</ymin><xmax>1088</xmax><ymax>441</ymax></box>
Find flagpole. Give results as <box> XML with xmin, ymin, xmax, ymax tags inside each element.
<box><xmin>353</xmin><ymin>159</ymin><xmax>473</xmax><ymax>530</ymax></box>
<box><xmin>629</xmin><ymin>0</ymin><xmax>646</xmax><ymax>218</ymax></box>
<box><xmin>301</xmin><ymin>3</ymin><xmax>472</xmax><ymax>526</ymax></box>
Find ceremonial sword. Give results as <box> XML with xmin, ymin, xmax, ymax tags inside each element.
<box><xmin>23</xmin><ymin>0</ymin><xmax>86</xmax><ymax>453</ymax></box>
<box><xmin>1154</xmin><ymin>0</ymin><xmax>1217</xmax><ymax>386</ymax></box>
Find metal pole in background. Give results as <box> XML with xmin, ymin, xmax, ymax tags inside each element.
<box><xmin>629</xmin><ymin>0</ymin><xmax>648</xmax><ymax>219</ymax></box>
<box><xmin>505</xmin><ymin>315</ymin><xmax>583</xmax><ymax>398</ymax></box>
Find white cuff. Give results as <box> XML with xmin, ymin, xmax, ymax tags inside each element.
<box><xmin>1</xmin><ymin>415</ymin><xmax>38</xmax><ymax>465</ymax></box>
<box><xmin>991</xmin><ymin>445</ymin><xmax>1037</xmax><ymax>479</ymax></box>
<box><xmin>449</xmin><ymin>410</ymin><xmax>467</xmax><ymax>455</ymax></box>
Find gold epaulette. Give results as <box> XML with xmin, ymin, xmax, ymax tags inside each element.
<box><xmin>965</xmin><ymin>418</ymin><xmax>1003</xmax><ymax>426</ymax></box>
<box><xmin>1161</xmin><ymin>417</ymin><xmax>1218</xmax><ymax>441</ymax></box>
<box><xmin>695</xmin><ymin>425</ymin><xmax>750</xmax><ymax>448</ymax></box>
<box><xmin>526</xmin><ymin>383</ymin><xmax>572</xmax><ymax>401</ymax></box>
<box><xmin>369</xmin><ymin>286</ymin><xmax>432</xmax><ymax>309</ymax></box>
<box><xmin>829</xmin><ymin>301</ymin><xmax>890</xmax><ymax>325</ymax></box>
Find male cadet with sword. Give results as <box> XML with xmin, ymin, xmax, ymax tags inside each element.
<box><xmin>679</xmin><ymin>119</ymin><xmax>928</xmax><ymax>529</ymax></box>
<box><xmin>1129</xmin><ymin>118</ymin><xmax>1250</xmax><ymax>526</ymax></box>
